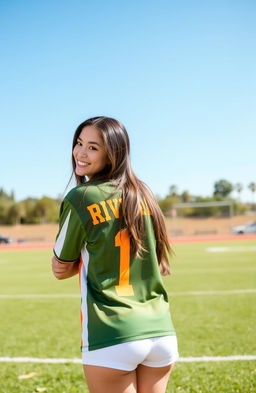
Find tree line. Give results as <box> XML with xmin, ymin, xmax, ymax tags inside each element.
<box><xmin>0</xmin><ymin>179</ymin><xmax>255</xmax><ymax>224</ymax></box>
<box><xmin>0</xmin><ymin>188</ymin><xmax>60</xmax><ymax>225</ymax></box>
<box><xmin>158</xmin><ymin>179</ymin><xmax>256</xmax><ymax>217</ymax></box>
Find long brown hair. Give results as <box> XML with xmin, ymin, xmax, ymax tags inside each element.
<box><xmin>71</xmin><ymin>116</ymin><xmax>171</xmax><ymax>275</ymax></box>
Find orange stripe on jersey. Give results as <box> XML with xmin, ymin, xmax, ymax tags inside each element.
<box><xmin>52</xmin><ymin>255</ymin><xmax>77</xmax><ymax>264</ymax></box>
<box><xmin>78</xmin><ymin>256</ymin><xmax>84</xmax><ymax>348</ymax></box>
<box><xmin>80</xmin><ymin>308</ymin><xmax>84</xmax><ymax>348</ymax></box>
<box><xmin>78</xmin><ymin>257</ymin><xmax>83</xmax><ymax>276</ymax></box>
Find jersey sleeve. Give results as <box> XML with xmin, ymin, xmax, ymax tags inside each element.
<box><xmin>53</xmin><ymin>198</ymin><xmax>86</xmax><ymax>263</ymax></box>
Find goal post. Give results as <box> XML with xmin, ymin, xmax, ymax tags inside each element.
<box><xmin>169</xmin><ymin>201</ymin><xmax>234</xmax><ymax>236</ymax></box>
<box><xmin>173</xmin><ymin>201</ymin><xmax>234</xmax><ymax>217</ymax></box>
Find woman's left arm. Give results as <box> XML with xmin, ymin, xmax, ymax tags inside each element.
<box><xmin>51</xmin><ymin>257</ymin><xmax>80</xmax><ymax>280</ymax></box>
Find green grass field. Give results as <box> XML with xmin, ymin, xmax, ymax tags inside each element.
<box><xmin>0</xmin><ymin>239</ymin><xmax>255</xmax><ymax>392</ymax></box>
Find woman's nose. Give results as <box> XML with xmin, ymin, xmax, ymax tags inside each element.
<box><xmin>79</xmin><ymin>147</ymin><xmax>88</xmax><ymax>157</ymax></box>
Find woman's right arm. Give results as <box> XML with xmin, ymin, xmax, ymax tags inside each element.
<box><xmin>51</xmin><ymin>257</ymin><xmax>80</xmax><ymax>280</ymax></box>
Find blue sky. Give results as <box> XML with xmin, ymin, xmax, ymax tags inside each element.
<box><xmin>1</xmin><ymin>0</ymin><xmax>255</xmax><ymax>202</ymax></box>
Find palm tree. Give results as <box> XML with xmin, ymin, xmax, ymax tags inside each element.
<box><xmin>248</xmin><ymin>182</ymin><xmax>256</xmax><ymax>208</ymax></box>
<box><xmin>169</xmin><ymin>185</ymin><xmax>178</xmax><ymax>197</ymax></box>
<box><xmin>235</xmin><ymin>183</ymin><xmax>243</xmax><ymax>201</ymax></box>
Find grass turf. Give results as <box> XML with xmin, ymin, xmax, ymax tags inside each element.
<box><xmin>0</xmin><ymin>362</ymin><xmax>255</xmax><ymax>393</ymax></box>
<box><xmin>0</xmin><ymin>239</ymin><xmax>255</xmax><ymax>392</ymax></box>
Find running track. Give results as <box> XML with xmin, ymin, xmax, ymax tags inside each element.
<box><xmin>0</xmin><ymin>234</ymin><xmax>255</xmax><ymax>251</ymax></box>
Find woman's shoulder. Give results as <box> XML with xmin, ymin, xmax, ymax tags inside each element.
<box><xmin>64</xmin><ymin>181</ymin><xmax>120</xmax><ymax>206</ymax></box>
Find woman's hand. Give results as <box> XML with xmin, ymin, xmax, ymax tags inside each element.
<box><xmin>51</xmin><ymin>257</ymin><xmax>80</xmax><ymax>280</ymax></box>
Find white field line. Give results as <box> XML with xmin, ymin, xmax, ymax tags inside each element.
<box><xmin>0</xmin><ymin>294</ymin><xmax>80</xmax><ymax>299</ymax></box>
<box><xmin>175</xmin><ymin>267</ymin><xmax>256</xmax><ymax>274</ymax></box>
<box><xmin>168</xmin><ymin>289</ymin><xmax>256</xmax><ymax>296</ymax></box>
<box><xmin>0</xmin><ymin>355</ymin><xmax>256</xmax><ymax>364</ymax></box>
<box><xmin>0</xmin><ymin>289</ymin><xmax>256</xmax><ymax>299</ymax></box>
<box><xmin>206</xmin><ymin>246</ymin><xmax>256</xmax><ymax>252</ymax></box>
<box><xmin>178</xmin><ymin>355</ymin><xmax>256</xmax><ymax>362</ymax></box>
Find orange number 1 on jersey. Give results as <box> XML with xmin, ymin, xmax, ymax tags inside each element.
<box><xmin>115</xmin><ymin>229</ymin><xmax>134</xmax><ymax>296</ymax></box>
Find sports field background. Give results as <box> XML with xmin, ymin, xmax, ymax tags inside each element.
<box><xmin>1</xmin><ymin>214</ymin><xmax>256</xmax><ymax>243</ymax></box>
<box><xmin>0</xmin><ymin>238</ymin><xmax>255</xmax><ymax>392</ymax></box>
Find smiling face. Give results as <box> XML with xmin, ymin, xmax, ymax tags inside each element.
<box><xmin>73</xmin><ymin>125</ymin><xmax>109</xmax><ymax>180</ymax></box>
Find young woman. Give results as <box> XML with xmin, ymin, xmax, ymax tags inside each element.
<box><xmin>52</xmin><ymin>116</ymin><xmax>179</xmax><ymax>393</ymax></box>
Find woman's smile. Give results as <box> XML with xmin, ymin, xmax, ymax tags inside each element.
<box><xmin>77</xmin><ymin>160</ymin><xmax>90</xmax><ymax>167</ymax></box>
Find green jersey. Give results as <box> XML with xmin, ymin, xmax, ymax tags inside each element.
<box><xmin>54</xmin><ymin>180</ymin><xmax>176</xmax><ymax>351</ymax></box>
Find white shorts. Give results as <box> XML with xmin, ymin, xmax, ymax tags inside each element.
<box><xmin>82</xmin><ymin>335</ymin><xmax>179</xmax><ymax>371</ymax></box>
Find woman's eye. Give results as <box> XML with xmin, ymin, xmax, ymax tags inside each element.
<box><xmin>88</xmin><ymin>146</ymin><xmax>97</xmax><ymax>150</ymax></box>
<box><xmin>76</xmin><ymin>141</ymin><xmax>82</xmax><ymax>146</ymax></box>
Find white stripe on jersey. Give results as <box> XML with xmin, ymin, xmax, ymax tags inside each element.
<box><xmin>54</xmin><ymin>210</ymin><xmax>71</xmax><ymax>258</ymax></box>
<box><xmin>80</xmin><ymin>244</ymin><xmax>89</xmax><ymax>349</ymax></box>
